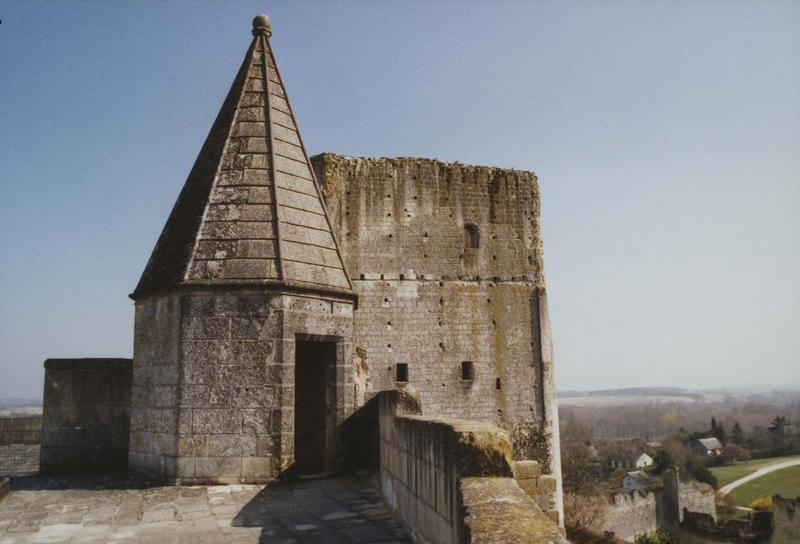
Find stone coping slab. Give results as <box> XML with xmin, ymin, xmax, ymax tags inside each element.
<box><xmin>461</xmin><ymin>477</ymin><xmax>567</xmax><ymax>543</ymax></box>
<box><xmin>43</xmin><ymin>358</ymin><xmax>133</xmax><ymax>370</ymax></box>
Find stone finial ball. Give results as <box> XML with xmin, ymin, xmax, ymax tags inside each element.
<box><xmin>252</xmin><ymin>14</ymin><xmax>272</xmax><ymax>36</ymax></box>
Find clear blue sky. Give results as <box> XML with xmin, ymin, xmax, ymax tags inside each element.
<box><xmin>1</xmin><ymin>1</ymin><xmax>798</xmax><ymax>399</ymax></box>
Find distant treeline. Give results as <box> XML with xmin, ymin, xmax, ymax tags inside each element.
<box><xmin>0</xmin><ymin>398</ymin><xmax>42</xmax><ymax>408</ymax></box>
<box><xmin>559</xmin><ymin>387</ymin><xmax>704</xmax><ymax>401</ymax></box>
<box><xmin>560</xmin><ymin>399</ymin><xmax>800</xmax><ymax>441</ymax></box>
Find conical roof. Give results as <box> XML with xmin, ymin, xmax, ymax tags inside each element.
<box><xmin>133</xmin><ymin>16</ymin><xmax>353</xmax><ymax>299</ymax></box>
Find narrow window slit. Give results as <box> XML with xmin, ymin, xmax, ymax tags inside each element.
<box><xmin>396</xmin><ymin>363</ymin><xmax>408</xmax><ymax>383</ymax></box>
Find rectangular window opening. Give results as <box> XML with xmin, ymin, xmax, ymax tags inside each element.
<box><xmin>461</xmin><ymin>361</ymin><xmax>474</xmax><ymax>381</ymax></box>
<box><xmin>496</xmin><ymin>378</ymin><xmax>502</xmax><ymax>390</ymax></box>
<box><xmin>396</xmin><ymin>363</ymin><xmax>408</xmax><ymax>383</ymax></box>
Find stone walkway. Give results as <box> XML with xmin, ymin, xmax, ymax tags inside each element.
<box><xmin>0</xmin><ymin>472</ymin><xmax>408</xmax><ymax>543</ymax></box>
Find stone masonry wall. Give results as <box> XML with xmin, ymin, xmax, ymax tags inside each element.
<box><xmin>590</xmin><ymin>468</ymin><xmax>717</xmax><ymax>541</ymax></box>
<box><xmin>129</xmin><ymin>290</ymin><xmax>353</xmax><ymax>484</ymax></box>
<box><xmin>314</xmin><ymin>158</ymin><xmax>552</xmax><ymax>425</ymax></box>
<box><xmin>771</xmin><ymin>496</ymin><xmax>799</xmax><ymax>544</ymax></box>
<box><xmin>314</xmin><ymin>154</ymin><xmax>563</xmax><ymax>518</ymax></box>
<box><xmin>352</xmin><ymin>279</ymin><xmax>543</xmax><ymax>424</ymax></box>
<box><xmin>677</xmin><ymin>479</ymin><xmax>716</xmax><ymax>522</ymax></box>
<box><xmin>40</xmin><ymin>358</ymin><xmax>132</xmax><ymax>474</ymax></box>
<box><xmin>600</xmin><ymin>470</ymin><xmax>715</xmax><ymax>541</ymax></box>
<box><xmin>175</xmin><ymin>292</ymin><xmax>278</xmax><ymax>484</ymax></box>
<box><xmin>377</xmin><ymin>391</ymin><xmax>566</xmax><ymax>544</ymax></box>
<box><xmin>312</xmin><ymin>156</ymin><xmax>544</xmax><ymax>283</ymax></box>
<box><xmin>129</xmin><ymin>294</ymin><xmax>182</xmax><ymax>479</ymax></box>
<box><xmin>378</xmin><ymin>392</ymin><xmax>462</xmax><ymax>543</ymax></box>
<box><xmin>0</xmin><ymin>416</ymin><xmax>41</xmax><ymax>446</ymax></box>
<box><xmin>601</xmin><ymin>491</ymin><xmax>659</xmax><ymax>543</ymax></box>
<box><xmin>514</xmin><ymin>460</ymin><xmax>559</xmax><ymax>524</ymax></box>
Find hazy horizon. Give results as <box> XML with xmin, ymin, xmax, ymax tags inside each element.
<box><xmin>1</xmin><ymin>1</ymin><xmax>798</xmax><ymax>399</ymax></box>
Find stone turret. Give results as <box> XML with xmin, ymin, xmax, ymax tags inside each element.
<box><xmin>129</xmin><ymin>15</ymin><xmax>356</xmax><ymax>483</ymax></box>
<box><xmin>133</xmin><ymin>15</ymin><xmax>352</xmax><ymax>299</ymax></box>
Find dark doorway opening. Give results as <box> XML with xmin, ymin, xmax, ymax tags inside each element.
<box><xmin>294</xmin><ymin>339</ymin><xmax>336</xmax><ymax>476</ymax></box>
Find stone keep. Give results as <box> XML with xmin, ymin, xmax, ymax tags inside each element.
<box><xmin>129</xmin><ymin>15</ymin><xmax>356</xmax><ymax>483</ymax></box>
<box><xmin>130</xmin><ymin>15</ymin><xmax>561</xmax><ymax>500</ymax></box>
<box><xmin>314</xmin><ymin>155</ymin><xmax>562</xmax><ymax>510</ymax></box>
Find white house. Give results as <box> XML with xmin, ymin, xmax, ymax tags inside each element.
<box><xmin>635</xmin><ymin>453</ymin><xmax>654</xmax><ymax>468</ymax></box>
<box><xmin>609</xmin><ymin>452</ymin><xmax>654</xmax><ymax>470</ymax></box>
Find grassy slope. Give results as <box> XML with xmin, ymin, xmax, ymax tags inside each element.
<box><xmin>710</xmin><ymin>455</ymin><xmax>800</xmax><ymax>488</ymax></box>
<box><xmin>728</xmin><ymin>465</ymin><xmax>800</xmax><ymax>506</ymax></box>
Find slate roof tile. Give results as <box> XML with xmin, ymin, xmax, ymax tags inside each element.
<box><xmin>134</xmin><ymin>20</ymin><xmax>352</xmax><ymax>298</ymax></box>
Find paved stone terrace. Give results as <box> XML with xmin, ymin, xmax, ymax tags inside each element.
<box><xmin>0</xmin><ymin>472</ymin><xmax>408</xmax><ymax>543</ymax></box>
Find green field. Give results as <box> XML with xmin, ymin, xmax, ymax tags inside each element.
<box><xmin>726</xmin><ymin>465</ymin><xmax>800</xmax><ymax>506</ymax></box>
<box><xmin>710</xmin><ymin>455</ymin><xmax>800</xmax><ymax>488</ymax></box>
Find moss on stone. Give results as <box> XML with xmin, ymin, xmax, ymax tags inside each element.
<box><xmin>461</xmin><ymin>477</ymin><xmax>567</xmax><ymax>543</ymax></box>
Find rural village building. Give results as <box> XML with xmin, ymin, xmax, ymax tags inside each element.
<box><xmin>635</xmin><ymin>452</ymin><xmax>654</xmax><ymax>468</ymax></box>
<box><xmin>690</xmin><ymin>437</ymin><xmax>723</xmax><ymax>456</ymax></box>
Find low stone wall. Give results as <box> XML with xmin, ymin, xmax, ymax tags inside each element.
<box><xmin>0</xmin><ymin>416</ymin><xmax>42</xmax><ymax>476</ymax></box>
<box><xmin>677</xmin><ymin>479</ymin><xmax>716</xmax><ymax>521</ymax></box>
<box><xmin>601</xmin><ymin>491</ymin><xmax>658</xmax><ymax>542</ymax></box>
<box><xmin>40</xmin><ymin>358</ymin><xmax>132</xmax><ymax>474</ymax></box>
<box><xmin>0</xmin><ymin>417</ymin><xmax>41</xmax><ymax>446</ymax></box>
<box><xmin>678</xmin><ymin>498</ymin><xmax>799</xmax><ymax>543</ymax></box>
<box><xmin>377</xmin><ymin>390</ymin><xmax>565</xmax><ymax>543</ymax></box>
<box><xmin>577</xmin><ymin>468</ymin><xmax>718</xmax><ymax>542</ymax></box>
<box><xmin>661</xmin><ymin>467</ymin><xmax>716</xmax><ymax>527</ymax></box>
<box><xmin>771</xmin><ymin>496</ymin><xmax>799</xmax><ymax>544</ymax></box>
<box><xmin>513</xmin><ymin>460</ymin><xmax>559</xmax><ymax>524</ymax></box>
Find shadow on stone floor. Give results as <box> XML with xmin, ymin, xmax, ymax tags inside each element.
<box><xmin>1</xmin><ymin>470</ymin><xmax>407</xmax><ymax>543</ymax></box>
<box><xmin>9</xmin><ymin>471</ymin><xmax>165</xmax><ymax>492</ymax></box>
<box><xmin>232</xmin><ymin>471</ymin><xmax>408</xmax><ymax>544</ymax></box>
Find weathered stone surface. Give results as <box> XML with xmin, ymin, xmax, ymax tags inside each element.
<box><xmin>460</xmin><ymin>477</ymin><xmax>567</xmax><ymax>543</ymax></box>
<box><xmin>132</xmin><ymin>30</ymin><xmax>353</xmax><ymax>298</ymax></box>
<box><xmin>377</xmin><ymin>391</ymin><xmax>564</xmax><ymax>543</ymax></box>
<box><xmin>206</xmin><ymin>434</ymin><xmax>256</xmax><ymax>457</ymax></box>
<box><xmin>40</xmin><ymin>358</ymin><xmax>132</xmax><ymax>475</ymax></box>
<box><xmin>0</xmin><ymin>478</ymin><xmax>9</xmax><ymax>502</ymax></box>
<box><xmin>241</xmin><ymin>457</ymin><xmax>272</xmax><ymax>481</ymax></box>
<box><xmin>130</xmin><ymin>291</ymin><xmax>354</xmax><ymax>484</ymax></box>
<box><xmin>315</xmin><ymin>154</ymin><xmax>563</xmax><ymax>521</ymax></box>
<box><xmin>513</xmin><ymin>460</ymin><xmax>542</xmax><ymax>480</ymax></box>
<box><xmin>0</xmin><ymin>473</ymin><xmax>407</xmax><ymax>543</ymax></box>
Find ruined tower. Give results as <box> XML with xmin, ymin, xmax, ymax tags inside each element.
<box><xmin>129</xmin><ymin>15</ymin><xmax>356</xmax><ymax>483</ymax></box>
<box><xmin>314</xmin><ymin>155</ymin><xmax>563</xmax><ymax>517</ymax></box>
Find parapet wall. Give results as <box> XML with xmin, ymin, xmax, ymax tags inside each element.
<box><xmin>377</xmin><ymin>391</ymin><xmax>565</xmax><ymax>543</ymax></box>
<box><xmin>40</xmin><ymin>358</ymin><xmax>132</xmax><ymax>474</ymax></box>
<box><xmin>513</xmin><ymin>460</ymin><xmax>560</xmax><ymax>523</ymax></box>
<box><xmin>0</xmin><ymin>417</ymin><xmax>41</xmax><ymax>446</ymax></box>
